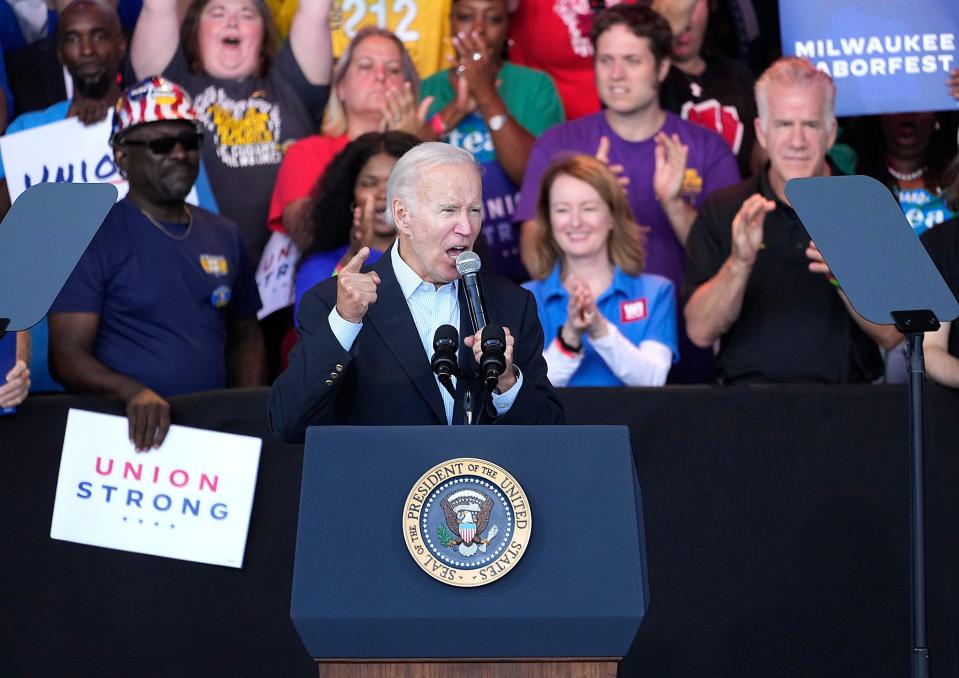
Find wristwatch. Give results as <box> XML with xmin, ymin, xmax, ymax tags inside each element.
<box><xmin>487</xmin><ymin>114</ymin><xmax>508</xmax><ymax>132</ymax></box>
<box><xmin>556</xmin><ymin>325</ymin><xmax>583</xmax><ymax>354</ymax></box>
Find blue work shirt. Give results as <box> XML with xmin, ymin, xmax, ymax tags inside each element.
<box><xmin>525</xmin><ymin>264</ymin><xmax>679</xmax><ymax>386</ymax></box>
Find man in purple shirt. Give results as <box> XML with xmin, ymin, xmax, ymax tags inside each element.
<box><xmin>515</xmin><ymin>4</ymin><xmax>740</xmax><ymax>382</ymax></box>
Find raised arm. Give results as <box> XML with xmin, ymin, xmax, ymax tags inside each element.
<box><xmin>288</xmin><ymin>0</ymin><xmax>333</xmax><ymax>85</ymax></box>
<box><xmin>130</xmin><ymin>0</ymin><xmax>182</xmax><ymax>79</ymax></box>
<box><xmin>685</xmin><ymin>194</ymin><xmax>774</xmax><ymax>348</ymax></box>
<box><xmin>654</xmin><ymin>132</ymin><xmax>696</xmax><ymax>245</ymax></box>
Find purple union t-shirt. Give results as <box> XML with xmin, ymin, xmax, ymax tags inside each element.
<box><xmin>515</xmin><ymin>111</ymin><xmax>741</xmax><ymax>289</ymax></box>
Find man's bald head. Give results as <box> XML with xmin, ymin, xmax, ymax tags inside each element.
<box><xmin>57</xmin><ymin>0</ymin><xmax>126</xmax><ymax>100</ymax></box>
<box><xmin>55</xmin><ymin>0</ymin><xmax>120</xmax><ymax>15</ymax></box>
<box><xmin>58</xmin><ymin>0</ymin><xmax>122</xmax><ymax>39</ymax></box>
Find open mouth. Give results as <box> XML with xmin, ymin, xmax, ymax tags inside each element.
<box><xmin>446</xmin><ymin>245</ymin><xmax>468</xmax><ymax>261</ymax></box>
<box><xmin>222</xmin><ymin>36</ymin><xmax>241</xmax><ymax>47</ymax></box>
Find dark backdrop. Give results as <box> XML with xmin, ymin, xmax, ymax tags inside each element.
<box><xmin>1</xmin><ymin>385</ymin><xmax>957</xmax><ymax>678</ymax></box>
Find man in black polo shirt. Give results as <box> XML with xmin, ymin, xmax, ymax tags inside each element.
<box><xmin>682</xmin><ymin>57</ymin><xmax>898</xmax><ymax>384</ymax></box>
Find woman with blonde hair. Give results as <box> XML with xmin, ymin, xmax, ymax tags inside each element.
<box><xmin>525</xmin><ymin>154</ymin><xmax>678</xmax><ymax>386</ymax></box>
<box><xmin>268</xmin><ymin>26</ymin><xmax>429</xmax><ymax>248</ymax></box>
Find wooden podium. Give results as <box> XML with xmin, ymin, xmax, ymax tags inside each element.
<box><xmin>315</xmin><ymin>658</ymin><xmax>619</xmax><ymax>677</ymax></box>
<box><xmin>292</xmin><ymin>426</ymin><xmax>647</xmax><ymax>677</ymax></box>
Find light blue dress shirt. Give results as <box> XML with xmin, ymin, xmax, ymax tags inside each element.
<box><xmin>328</xmin><ymin>245</ymin><xmax>522</xmax><ymax>424</ymax></box>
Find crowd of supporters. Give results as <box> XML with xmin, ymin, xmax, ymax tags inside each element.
<box><xmin>2</xmin><ymin>0</ymin><xmax>959</xmax><ymax>419</ymax></box>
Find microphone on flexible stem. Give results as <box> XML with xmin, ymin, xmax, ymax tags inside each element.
<box><xmin>430</xmin><ymin>324</ymin><xmax>459</xmax><ymax>400</ymax></box>
<box><xmin>455</xmin><ymin>251</ymin><xmax>506</xmax><ymax>391</ymax></box>
<box><xmin>480</xmin><ymin>324</ymin><xmax>506</xmax><ymax>390</ymax></box>
<box><xmin>455</xmin><ymin>250</ymin><xmax>487</xmax><ymax>334</ymax></box>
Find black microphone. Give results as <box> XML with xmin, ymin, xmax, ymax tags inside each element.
<box><xmin>455</xmin><ymin>250</ymin><xmax>487</xmax><ymax>335</ymax></box>
<box><xmin>431</xmin><ymin>324</ymin><xmax>459</xmax><ymax>398</ymax></box>
<box><xmin>480</xmin><ymin>324</ymin><xmax>506</xmax><ymax>389</ymax></box>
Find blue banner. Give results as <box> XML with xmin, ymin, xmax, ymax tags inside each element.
<box><xmin>779</xmin><ymin>0</ymin><xmax>958</xmax><ymax>116</ymax></box>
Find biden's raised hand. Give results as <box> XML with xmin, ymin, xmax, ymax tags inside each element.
<box><xmin>336</xmin><ymin>247</ymin><xmax>381</xmax><ymax>323</ymax></box>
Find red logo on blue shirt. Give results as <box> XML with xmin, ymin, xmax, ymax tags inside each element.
<box><xmin>620</xmin><ymin>298</ymin><xmax>648</xmax><ymax>323</ymax></box>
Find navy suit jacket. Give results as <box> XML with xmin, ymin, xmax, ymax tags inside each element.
<box><xmin>269</xmin><ymin>248</ymin><xmax>564</xmax><ymax>442</ymax></box>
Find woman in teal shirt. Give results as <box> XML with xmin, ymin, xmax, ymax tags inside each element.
<box><xmin>419</xmin><ymin>0</ymin><xmax>564</xmax><ymax>281</ymax></box>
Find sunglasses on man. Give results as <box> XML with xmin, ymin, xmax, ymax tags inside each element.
<box><xmin>121</xmin><ymin>132</ymin><xmax>204</xmax><ymax>154</ymax></box>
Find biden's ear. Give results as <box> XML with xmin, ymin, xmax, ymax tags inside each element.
<box><xmin>393</xmin><ymin>197</ymin><xmax>413</xmax><ymax>237</ymax></box>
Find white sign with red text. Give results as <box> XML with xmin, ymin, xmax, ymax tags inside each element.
<box><xmin>50</xmin><ymin>409</ymin><xmax>262</xmax><ymax>568</ymax></box>
<box><xmin>255</xmin><ymin>231</ymin><xmax>298</xmax><ymax>320</ymax></box>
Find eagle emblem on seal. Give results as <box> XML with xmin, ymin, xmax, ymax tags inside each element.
<box><xmin>439</xmin><ymin>489</ymin><xmax>500</xmax><ymax>557</ymax></box>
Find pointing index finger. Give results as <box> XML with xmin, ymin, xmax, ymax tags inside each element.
<box><xmin>342</xmin><ymin>247</ymin><xmax>370</xmax><ymax>274</ymax></box>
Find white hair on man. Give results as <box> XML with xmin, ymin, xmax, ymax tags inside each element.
<box><xmin>755</xmin><ymin>56</ymin><xmax>837</xmax><ymax>131</ymax></box>
<box><xmin>385</xmin><ymin>142</ymin><xmax>479</xmax><ymax>227</ymax></box>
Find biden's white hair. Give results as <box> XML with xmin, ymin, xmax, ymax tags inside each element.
<box><xmin>385</xmin><ymin>142</ymin><xmax>478</xmax><ymax>226</ymax></box>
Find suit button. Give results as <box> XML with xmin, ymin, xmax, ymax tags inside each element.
<box><xmin>324</xmin><ymin>379</ymin><xmax>333</xmax><ymax>386</ymax></box>
<box><xmin>330</xmin><ymin>372</ymin><xmax>338</xmax><ymax>379</ymax></box>
<box><xmin>335</xmin><ymin>364</ymin><xmax>343</xmax><ymax>372</ymax></box>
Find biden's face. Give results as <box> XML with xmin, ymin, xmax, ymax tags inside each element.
<box><xmin>394</xmin><ymin>164</ymin><xmax>483</xmax><ymax>285</ymax></box>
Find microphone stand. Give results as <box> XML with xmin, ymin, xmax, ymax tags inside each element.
<box><xmin>436</xmin><ymin>372</ymin><xmax>457</xmax><ymax>402</ymax></box>
<box><xmin>431</xmin><ymin>361</ymin><xmax>481</xmax><ymax>426</ymax></box>
<box><xmin>891</xmin><ymin>309</ymin><xmax>939</xmax><ymax>678</ymax></box>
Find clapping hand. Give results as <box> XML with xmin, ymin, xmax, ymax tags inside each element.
<box><xmin>347</xmin><ymin>194</ymin><xmax>375</xmax><ymax>257</ymax></box>
<box><xmin>452</xmin><ymin>30</ymin><xmax>497</xmax><ymax>97</ymax></box>
<box><xmin>805</xmin><ymin>240</ymin><xmax>839</xmax><ymax>285</ymax></box>
<box><xmin>594</xmin><ymin>136</ymin><xmax>630</xmax><ymax>191</ymax></box>
<box><xmin>731</xmin><ymin>194</ymin><xmax>775</xmax><ymax>267</ymax></box>
<box><xmin>382</xmin><ymin>81</ymin><xmax>433</xmax><ymax>135</ymax></box>
<box><xmin>653</xmin><ymin>132</ymin><xmax>689</xmax><ymax>205</ymax></box>
<box><xmin>563</xmin><ymin>274</ymin><xmax>607</xmax><ymax>342</ymax></box>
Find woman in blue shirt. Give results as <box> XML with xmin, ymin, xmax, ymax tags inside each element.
<box><xmin>524</xmin><ymin>154</ymin><xmax>678</xmax><ymax>386</ymax></box>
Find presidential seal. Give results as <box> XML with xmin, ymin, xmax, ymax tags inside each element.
<box><xmin>403</xmin><ymin>458</ymin><xmax>532</xmax><ymax>587</ymax></box>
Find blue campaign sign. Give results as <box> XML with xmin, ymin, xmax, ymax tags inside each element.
<box><xmin>779</xmin><ymin>0</ymin><xmax>958</xmax><ymax>116</ymax></box>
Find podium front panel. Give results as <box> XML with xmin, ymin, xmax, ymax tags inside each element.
<box><xmin>292</xmin><ymin>425</ymin><xmax>647</xmax><ymax>659</ymax></box>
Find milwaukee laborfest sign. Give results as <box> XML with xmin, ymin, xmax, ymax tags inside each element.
<box><xmin>780</xmin><ymin>0</ymin><xmax>958</xmax><ymax>116</ymax></box>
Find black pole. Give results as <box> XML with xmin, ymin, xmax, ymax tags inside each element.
<box><xmin>906</xmin><ymin>331</ymin><xmax>930</xmax><ymax>678</ymax></box>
